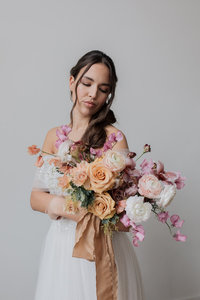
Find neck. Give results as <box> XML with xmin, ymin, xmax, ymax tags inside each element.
<box><xmin>69</xmin><ymin>107</ymin><xmax>91</xmax><ymax>140</ymax></box>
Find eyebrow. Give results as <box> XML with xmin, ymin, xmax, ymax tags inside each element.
<box><xmin>82</xmin><ymin>76</ymin><xmax>111</xmax><ymax>87</ymax></box>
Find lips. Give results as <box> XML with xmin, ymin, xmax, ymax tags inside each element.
<box><xmin>84</xmin><ymin>101</ymin><xmax>96</xmax><ymax>108</ymax></box>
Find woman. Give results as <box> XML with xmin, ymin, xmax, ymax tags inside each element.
<box><xmin>30</xmin><ymin>50</ymin><xmax>144</xmax><ymax>300</ymax></box>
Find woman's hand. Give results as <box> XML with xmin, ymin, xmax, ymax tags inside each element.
<box><xmin>46</xmin><ymin>196</ymin><xmax>87</xmax><ymax>222</ymax></box>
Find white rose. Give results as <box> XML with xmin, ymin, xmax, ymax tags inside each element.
<box><xmin>125</xmin><ymin>195</ymin><xmax>152</xmax><ymax>223</ymax></box>
<box><xmin>57</xmin><ymin>140</ymin><xmax>73</xmax><ymax>163</ymax></box>
<box><xmin>155</xmin><ymin>184</ymin><xmax>176</xmax><ymax>208</ymax></box>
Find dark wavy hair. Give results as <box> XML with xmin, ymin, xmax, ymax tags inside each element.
<box><xmin>69</xmin><ymin>50</ymin><xmax>118</xmax><ymax>149</ymax></box>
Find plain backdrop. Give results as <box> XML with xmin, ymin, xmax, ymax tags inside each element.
<box><xmin>0</xmin><ymin>1</ymin><xmax>200</xmax><ymax>300</ymax></box>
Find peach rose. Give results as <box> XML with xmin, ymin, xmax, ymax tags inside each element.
<box><xmin>58</xmin><ymin>173</ymin><xmax>70</xmax><ymax>189</ymax></box>
<box><xmin>64</xmin><ymin>196</ymin><xmax>80</xmax><ymax>214</ymax></box>
<box><xmin>138</xmin><ymin>174</ymin><xmax>162</xmax><ymax>199</ymax></box>
<box><xmin>103</xmin><ymin>150</ymin><xmax>126</xmax><ymax>172</ymax></box>
<box><xmin>70</xmin><ymin>161</ymin><xmax>89</xmax><ymax>186</ymax></box>
<box><xmin>88</xmin><ymin>160</ymin><xmax>116</xmax><ymax>193</ymax></box>
<box><xmin>88</xmin><ymin>192</ymin><xmax>116</xmax><ymax>220</ymax></box>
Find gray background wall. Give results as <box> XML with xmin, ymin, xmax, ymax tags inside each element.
<box><xmin>1</xmin><ymin>1</ymin><xmax>199</xmax><ymax>299</ymax></box>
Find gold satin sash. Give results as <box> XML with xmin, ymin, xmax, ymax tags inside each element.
<box><xmin>72</xmin><ymin>212</ymin><xmax>118</xmax><ymax>300</ymax></box>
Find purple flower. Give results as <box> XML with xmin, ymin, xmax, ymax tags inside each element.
<box><xmin>89</xmin><ymin>147</ymin><xmax>102</xmax><ymax>157</ymax></box>
<box><xmin>140</xmin><ymin>158</ymin><xmax>155</xmax><ymax>175</ymax></box>
<box><xmin>103</xmin><ymin>141</ymin><xmax>113</xmax><ymax>152</ymax></box>
<box><xmin>120</xmin><ymin>214</ymin><xmax>130</xmax><ymax>227</ymax></box>
<box><xmin>174</xmin><ymin>172</ymin><xmax>186</xmax><ymax>190</ymax></box>
<box><xmin>60</xmin><ymin>125</ymin><xmax>72</xmax><ymax>136</ymax></box>
<box><xmin>173</xmin><ymin>230</ymin><xmax>187</xmax><ymax>242</ymax></box>
<box><xmin>116</xmin><ymin>131</ymin><xmax>123</xmax><ymax>142</ymax></box>
<box><xmin>56</xmin><ymin>128</ymin><xmax>68</xmax><ymax>142</ymax></box>
<box><xmin>156</xmin><ymin>160</ymin><xmax>165</xmax><ymax>174</ymax></box>
<box><xmin>124</xmin><ymin>185</ymin><xmax>138</xmax><ymax>197</ymax></box>
<box><xmin>170</xmin><ymin>214</ymin><xmax>184</xmax><ymax>228</ymax></box>
<box><xmin>157</xmin><ymin>211</ymin><xmax>169</xmax><ymax>223</ymax></box>
<box><xmin>108</xmin><ymin>132</ymin><xmax>116</xmax><ymax>143</ymax></box>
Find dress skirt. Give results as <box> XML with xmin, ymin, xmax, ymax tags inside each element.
<box><xmin>34</xmin><ymin>217</ymin><xmax>144</xmax><ymax>300</ymax></box>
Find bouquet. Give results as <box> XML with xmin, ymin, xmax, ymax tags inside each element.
<box><xmin>28</xmin><ymin>125</ymin><xmax>187</xmax><ymax>246</ymax></box>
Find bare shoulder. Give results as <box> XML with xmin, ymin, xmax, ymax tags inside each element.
<box><xmin>105</xmin><ymin>125</ymin><xmax>129</xmax><ymax>150</ymax></box>
<box><xmin>41</xmin><ymin>126</ymin><xmax>60</xmax><ymax>155</ymax></box>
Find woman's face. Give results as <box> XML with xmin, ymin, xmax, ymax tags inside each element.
<box><xmin>69</xmin><ymin>63</ymin><xmax>111</xmax><ymax>117</ymax></box>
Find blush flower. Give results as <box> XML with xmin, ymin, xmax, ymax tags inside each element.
<box><xmin>58</xmin><ymin>173</ymin><xmax>70</xmax><ymax>189</ymax></box>
<box><xmin>69</xmin><ymin>161</ymin><xmax>89</xmax><ymax>187</ymax></box>
<box><xmin>138</xmin><ymin>174</ymin><xmax>162</xmax><ymax>199</ymax></box>
<box><xmin>103</xmin><ymin>150</ymin><xmax>126</xmax><ymax>172</ymax></box>
<box><xmin>125</xmin><ymin>195</ymin><xmax>152</xmax><ymax>223</ymax></box>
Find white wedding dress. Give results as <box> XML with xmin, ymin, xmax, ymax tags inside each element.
<box><xmin>33</xmin><ymin>155</ymin><xmax>144</xmax><ymax>300</ymax></box>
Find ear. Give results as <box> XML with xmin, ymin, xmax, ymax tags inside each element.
<box><xmin>69</xmin><ymin>75</ymin><xmax>75</xmax><ymax>92</ymax></box>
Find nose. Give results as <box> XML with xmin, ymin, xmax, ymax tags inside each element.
<box><xmin>88</xmin><ymin>85</ymin><xmax>98</xmax><ymax>99</ymax></box>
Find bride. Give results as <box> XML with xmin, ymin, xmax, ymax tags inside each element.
<box><xmin>30</xmin><ymin>50</ymin><xmax>144</xmax><ymax>300</ymax></box>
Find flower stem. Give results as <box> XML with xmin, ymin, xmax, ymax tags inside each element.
<box><xmin>41</xmin><ymin>150</ymin><xmax>56</xmax><ymax>157</ymax></box>
<box><xmin>135</xmin><ymin>151</ymin><xmax>145</xmax><ymax>162</ymax></box>
<box><xmin>152</xmin><ymin>209</ymin><xmax>172</xmax><ymax>235</ymax></box>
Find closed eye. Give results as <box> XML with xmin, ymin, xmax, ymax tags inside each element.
<box><xmin>82</xmin><ymin>82</ymin><xmax>109</xmax><ymax>93</ymax></box>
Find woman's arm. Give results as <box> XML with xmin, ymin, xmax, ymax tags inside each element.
<box><xmin>30</xmin><ymin>128</ymin><xmax>86</xmax><ymax>222</ymax></box>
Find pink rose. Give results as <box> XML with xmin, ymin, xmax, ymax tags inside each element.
<box><xmin>138</xmin><ymin>174</ymin><xmax>162</xmax><ymax>199</ymax></box>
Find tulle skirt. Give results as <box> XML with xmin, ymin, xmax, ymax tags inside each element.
<box><xmin>34</xmin><ymin>217</ymin><xmax>144</xmax><ymax>300</ymax></box>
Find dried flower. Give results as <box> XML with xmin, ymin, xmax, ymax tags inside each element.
<box><xmin>144</xmin><ymin>144</ymin><xmax>151</xmax><ymax>153</ymax></box>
